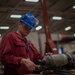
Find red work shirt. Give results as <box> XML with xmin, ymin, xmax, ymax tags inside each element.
<box><xmin>0</xmin><ymin>32</ymin><xmax>43</xmax><ymax>75</ymax></box>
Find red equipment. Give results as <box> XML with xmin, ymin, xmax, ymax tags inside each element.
<box><xmin>40</xmin><ymin>0</ymin><xmax>58</xmax><ymax>54</ymax></box>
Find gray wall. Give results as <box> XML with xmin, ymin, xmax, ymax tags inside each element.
<box><xmin>27</xmin><ymin>32</ymin><xmax>75</xmax><ymax>54</ymax></box>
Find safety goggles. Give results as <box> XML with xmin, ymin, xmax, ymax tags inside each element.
<box><xmin>21</xmin><ymin>21</ymin><xmax>32</xmax><ymax>30</ymax></box>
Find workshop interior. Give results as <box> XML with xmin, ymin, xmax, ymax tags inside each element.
<box><xmin>1</xmin><ymin>0</ymin><xmax>75</xmax><ymax>75</ymax></box>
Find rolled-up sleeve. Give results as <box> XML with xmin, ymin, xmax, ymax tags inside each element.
<box><xmin>29</xmin><ymin>43</ymin><xmax>43</xmax><ymax>62</ymax></box>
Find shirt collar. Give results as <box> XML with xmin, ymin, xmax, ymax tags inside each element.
<box><xmin>14</xmin><ymin>32</ymin><xmax>28</xmax><ymax>44</ymax></box>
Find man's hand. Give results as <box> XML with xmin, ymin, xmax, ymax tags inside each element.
<box><xmin>20</xmin><ymin>58</ymin><xmax>36</xmax><ymax>71</ymax></box>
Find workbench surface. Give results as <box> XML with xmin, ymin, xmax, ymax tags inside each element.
<box><xmin>24</xmin><ymin>69</ymin><xmax>75</xmax><ymax>75</ymax></box>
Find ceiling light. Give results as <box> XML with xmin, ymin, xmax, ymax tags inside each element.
<box><xmin>0</xmin><ymin>26</ymin><xmax>9</xmax><ymax>29</ymax></box>
<box><xmin>35</xmin><ymin>26</ymin><xmax>42</xmax><ymax>30</ymax></box>
<box><xmin>65</xmin><ymin>26</ymin><xmax>71</xmax><ymax>31</ymax></box>
<box><xmin>74</xmin><ymin>34</ymin><xmax>75</xmax><ymax>36</ymax></box>
<box><xmin>73</xmin><ymin>6</ymin><xmax>75</xmax><ymax>9</ymax></box>
<box><xmin>52</xmin><ymin>16</ymin><xmax>62</xmax><ymax>20</ymax></box>
<box><xmin>0</xmin><ymin>34</ymin><xmax>1</xmax><ymax>37</ymax></box>
<box><xmin>25</xmin><ymin>0</ymin><xmax>39</xmax><ymax>2</ymax></box>
<box><xmin>10</xmin><ymin>15</ymin><xmax>21</xmax><ymax>18</ymax></box>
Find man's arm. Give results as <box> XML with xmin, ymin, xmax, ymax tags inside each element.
<box><xmin>0</xmin><ymin>34</ymin><xmax>22</xmax><ymax>67</ymax></box>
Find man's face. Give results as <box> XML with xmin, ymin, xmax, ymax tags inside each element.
<box><xmin>18</xmin><ymin>22</ymin><xmax>31</xmax><ymax>36</ymax></box>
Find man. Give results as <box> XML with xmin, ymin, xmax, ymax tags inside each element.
<box><xmin>0</xmin><ymin>13</ymin><xmax>43</xmax><ymax>75</ymax></box>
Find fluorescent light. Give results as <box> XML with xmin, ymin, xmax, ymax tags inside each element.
<box><xmin>73</xmin><ymin>6</ymin><xmax>75</xmax><ymax>9</ymax></box>
<box><xmin>25</xmin><ymin>0</ymin><xmax>39</xmax><ymax>2</ymax></box>
<box><xmin>0</xmin><ymin>34</ymin><xmax>1</xmax><ymax>37</ymax></box>
<box><xmin>52</xmin><ymin>16</ymin><xmax>62</xmax><ymax>20</ymax></box>
<box><xmin>10</xmin><ymin>15</ymin><xmax>21</xmax><ymax>18</ymax></box>
<box><xmin>0</xmin><ymin>26</ymin><xmax>9</xmax><ymax>29</ymax></box>
<box><xmin>65</xmin><ymin>26</ymin><xmax>71</xmax><ymax>31</ymax></box>
<box><xmin>35</xmin><ymin>26</ymin><xmax>42</xmax><ymax>30</ymax></box>
<box><xmin>74</xmin><ymin>34</ymin><xmax>75</xmax><ymax>36</ymax></box>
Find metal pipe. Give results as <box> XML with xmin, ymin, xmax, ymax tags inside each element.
<box><xmin>40</xmin><ymin>0</ymin><xmax>58</xmax><ymax>54</ymax></box>
<box><xmin>40</xmin><ymin>0</ymin><xmax>51</xmax><ymax>40</ymax></box>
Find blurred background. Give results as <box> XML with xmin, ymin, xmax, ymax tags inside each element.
<box><xmin>1</xmin><ymin>0</ymin><xmax>75</xmax><ymax>74</ymax></box>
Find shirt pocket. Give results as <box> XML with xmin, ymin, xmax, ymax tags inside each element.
<box><xmin>14</xmin><ymin>41</ymin><xmax>25</xmax><ymax>47</ymax></box>
<box><xmin>13</xmin><ymin>41</ymin><xmax>25</xmax><ymax>56</ymax></box>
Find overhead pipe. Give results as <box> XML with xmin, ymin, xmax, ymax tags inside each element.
<box><xmin>59</xmin><ymin>34</ymin><xmax>75</xmax><ymax>42</ymax></box>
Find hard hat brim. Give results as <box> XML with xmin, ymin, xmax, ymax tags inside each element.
<box><xmin>20</xmin><ymin>19</ymin><xmax>34</xmax><ymax>29</ymax></box>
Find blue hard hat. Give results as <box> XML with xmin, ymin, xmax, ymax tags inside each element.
<box><xmin>20</xmin><ymin>13</ymin><xmax>39</xmax><ymax>29</ymax></box>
